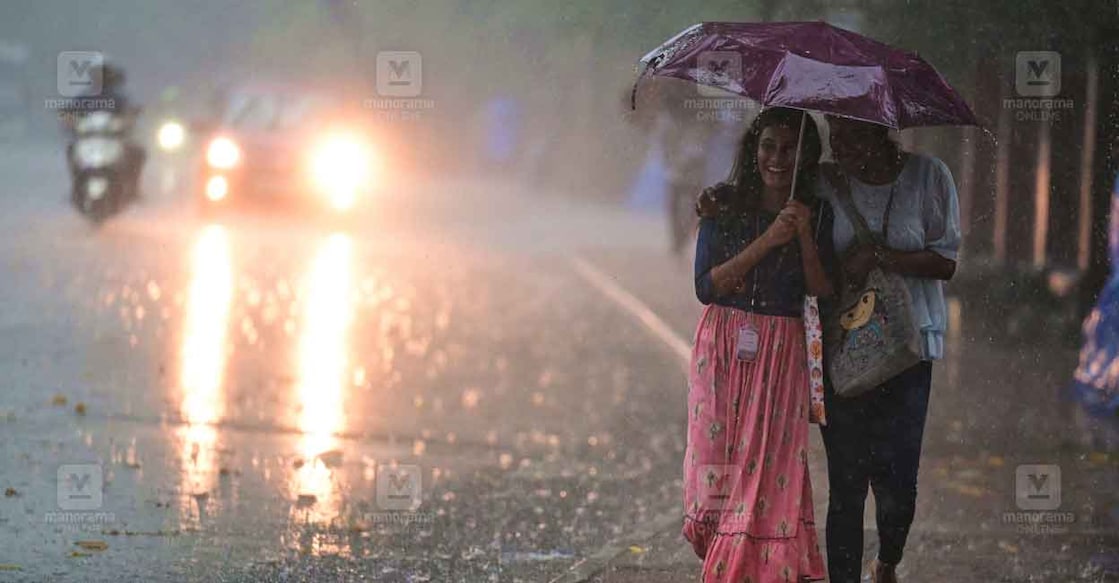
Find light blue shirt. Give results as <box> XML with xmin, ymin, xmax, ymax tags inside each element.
<box><xmin>816</xmin><ymin>154</ymin><xmax>962</xmax><ymax>360</ymax></box>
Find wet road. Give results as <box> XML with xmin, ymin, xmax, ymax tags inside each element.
<box><xmin>0</xmin><ymin>143</ymin><xmax>695</xmax><ymax>582</ymax></box>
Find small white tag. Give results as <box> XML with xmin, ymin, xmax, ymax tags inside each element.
<box><xmin>736</xmin><ymin>325</ymin><xmax>759</xmax><ymax>362</ymax></box>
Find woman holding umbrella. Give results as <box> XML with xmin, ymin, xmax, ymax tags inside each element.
<box><xmin>685</xmin><ymin>106</ymin><xmax>834</xmax><ymax>582</ymax></box>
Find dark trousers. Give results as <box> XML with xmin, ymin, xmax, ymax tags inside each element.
<box><xmin>819</xmin><ymin>361</ymin><xmax>933</xmax><ymax>583</ymax></box>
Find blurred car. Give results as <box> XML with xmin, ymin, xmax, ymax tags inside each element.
<box><xmin>196</xmin><ymin>83</ymin><xmax>380</xmax><ymax>214</ymax></box>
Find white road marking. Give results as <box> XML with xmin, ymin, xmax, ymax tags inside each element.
<box><xmin>568</xmin><ymin>256</ymin><xmax>691</xmax><ymax>369</ymax></box>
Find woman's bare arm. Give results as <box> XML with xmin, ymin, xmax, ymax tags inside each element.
<box><xmin>844</xmin><ymin>245</ymin><xmax>956</xmax><ymax>282</ymax></box>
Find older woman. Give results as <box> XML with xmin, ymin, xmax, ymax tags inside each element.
<box><xmin>819</xmin><ymin>116</ymin><xmax>960</xmax><ymax>583</ymax></box>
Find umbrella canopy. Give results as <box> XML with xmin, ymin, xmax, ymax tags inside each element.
<box><xmin>635</xmin><ymin>21</ymin><xmax>978</xmax><ymax>130</ymax></box>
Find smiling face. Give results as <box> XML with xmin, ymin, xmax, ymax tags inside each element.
<box><xmin>756</xmin><ymin>125</ymin><xmax>799</xmax><ymax>193</ymax></box>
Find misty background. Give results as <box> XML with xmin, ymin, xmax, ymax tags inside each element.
<box><xmin>2</xmin><ymin>0</ymin><xmax>1118</xmax><ymax>324</ymax></box>
<box><xmin>2</xmin><ymin>1</ymin><xmax>1113</xmax><ymax>191</ymax></box>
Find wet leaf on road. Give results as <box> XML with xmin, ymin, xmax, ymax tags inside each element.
<box><xmin>51</xmin><ymin>394</ymin><xmax>68</xmax><ymax>406</ymax></box>
<box><xmin>4</xmin><ymin>488</ymin><xmax>17</xmax><ymax>498</ymax></box>
<box><xmin>954</xmin><ymin>468</ymin><xmax>982</xmax><ymax>480</ymax></box>
<box><xmin>104</xmin><ymin>529</ymin><xmax>181</xmax><ymax>537</ymax></box>
<box><xmin>945</xmin><ymin>482</ymin><xmax>987</xmax><ymax>498</ymax></box>
<box><xmin>75</xmin><ymin>540</ymin><xmax>108</xmax><ymax>551</ymax></box>
<box><xmin>74</xmin><ymin>402</ymin><xmax>87</xmax><ymax>416</ymax></box>
<box><xmin>1088</xmin><ymin>452</ymin><xmax>1112</xmax><ymax>465</ymax></box>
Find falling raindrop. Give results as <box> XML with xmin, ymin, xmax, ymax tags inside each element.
<box><xmin>461</xmin><ymin>388</ymin><xmax>481</xmax><ymax>409</ymax></box>
<box><xmin>143</xmin><ymin>282</ymin><xmax>161</xmax><ymax>304</ymax></box>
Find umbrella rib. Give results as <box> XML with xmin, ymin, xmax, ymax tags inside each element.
<box><xmin>884</xmin><ymin>73</ymin><xmax>903</xmax><ymax>130</ymax></box>
<box><xmin>638</xmin><ymin>22</ymin><xmax>704</xmax><ymax>68</ymax></box>
<box><xmin>632</xmin><ymin>22</ymin><xmax>706</xmax><ymax>109</ymax></box>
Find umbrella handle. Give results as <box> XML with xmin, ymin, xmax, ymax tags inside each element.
<box><xmin>788</xmin><ymin>110</ymin><xmax>808</xmax><ymax>203</ymax></box>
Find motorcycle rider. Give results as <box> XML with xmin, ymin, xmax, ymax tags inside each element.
<box><xmin>64</xmin><ymin>62</ymin><xmax>145</xmax><ymax>204</ymax></box>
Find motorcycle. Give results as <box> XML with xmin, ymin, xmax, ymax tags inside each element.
<box><xmin>67</xmin><ymin>110</ymin><xmax>140</xmax><ymax>224</ymax></box>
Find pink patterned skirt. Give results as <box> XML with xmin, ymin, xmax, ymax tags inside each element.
<box><xmin>683</xmin><ymin>304</ymin><xmax>826</xmax><ymax>582</ymax></box>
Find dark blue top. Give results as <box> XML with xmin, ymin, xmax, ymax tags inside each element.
<box><xmin>694</xmin><ymin>200</ymin><xmax>836</xmax><ymax>317</ymax></box>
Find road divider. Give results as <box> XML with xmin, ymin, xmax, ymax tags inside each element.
<box><xmin>568</xmin><ymin>256</ymin><xmax>691</xmax><ymax>370</ymax></box>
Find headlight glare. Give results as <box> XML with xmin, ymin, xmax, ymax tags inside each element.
<box><xmin>206</xmin><ymin>137</ymin><xmax>241</xmax><ymax>169</ymax></box>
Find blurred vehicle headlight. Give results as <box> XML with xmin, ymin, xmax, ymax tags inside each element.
<box><xmin>206</xmin><ymin>137</ymin><xmax>241</xmax><ymax>169</ymax></box>
<box><xmin>205</xmin><ymin>175</ymin><xmax>229</xmax><ymax>201</ymax></box>
<box><xmin>157</xmin><ymin>120</ymin><xmax>186</xmax><ymax>151</ymax></box>
<box><xmin>310</xmin><ymin>134</ymin><xmax>374</xmax><ymax>210</ymax></box>
<box><xmin>75</xmin><ymin>137</ymin><xmax>124</xmax><ymax>168</ymax></box>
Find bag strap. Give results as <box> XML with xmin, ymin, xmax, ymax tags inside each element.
<box><xmin>822</xmin><ymin>165</ymin><xmax>897</xmax><ymax>247</ymax></box>
<box><xmin>881</xmin><ymin>183</ymin><xmax>898</xmax><ymax>243</ymax></box>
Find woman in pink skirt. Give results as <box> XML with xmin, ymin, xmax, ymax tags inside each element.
<box><xmin>685</xmin><ymin>107</ymin><xmax>835</xmax><ymax>582</ymax></box>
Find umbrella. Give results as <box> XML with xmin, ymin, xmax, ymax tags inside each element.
<box><xmin>633</xmin><ymin>20</ymin><xmax>979</xmax><ymax>205</ymax></box>
<box><xmin>633</xmin><ymin>20</ymin><xmax>979</xmax><ymax>130</ymax></box>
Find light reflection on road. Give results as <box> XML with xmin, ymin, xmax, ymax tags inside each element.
<box><xmin>291</xmin><ymin>233</ymin><xmax>354</xmax><ymax>534</ymax></box>
<box><xmin>177</xmin><ymin>225</ymin><xmax>233</xmax><ymax>520</ymax></box>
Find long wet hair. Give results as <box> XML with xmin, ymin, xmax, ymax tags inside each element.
<box><xmin>723</xmin><ymin>107</ymin><xmax>822</xmax><ymax>213</ymax></box>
